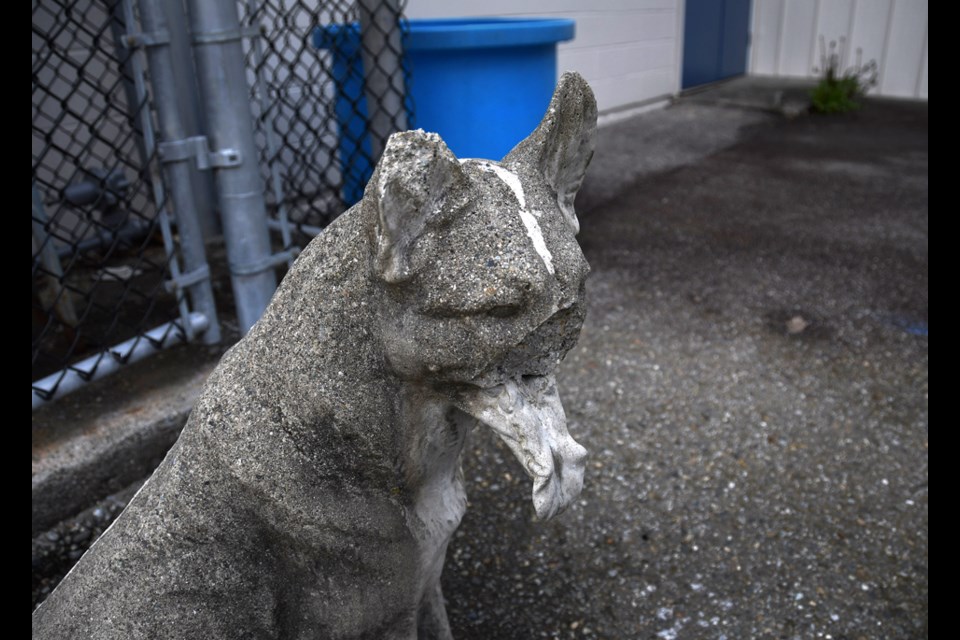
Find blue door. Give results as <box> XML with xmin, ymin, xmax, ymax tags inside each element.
<box><xmin>682</xmin><ymin>0</ymin><xmax>752</xmax><ymax>88</ymax></box>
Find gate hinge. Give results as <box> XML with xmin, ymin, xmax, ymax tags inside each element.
<box><xmin>192</xmin><ymin>24</ymin><xmax>263</xmax><ymax>45</ymax></box>
<box><xmin>123</xmin><ymin>30</ymin><xmax>171</xmax><ymax>48</ymax></box>
<box><xmin>165</xmin><ymin>265</ymin><xmax>211</xmax><ymax>293</ymax></box>
<box><xmin>229</xmin><ymin>248</ymin><xmax>300</xmax><ymax>276</ymax></box>
<box><xmin>158</xmin><ymin>136</ymin><xmax>241</xmax><ymax>170</ymax></box>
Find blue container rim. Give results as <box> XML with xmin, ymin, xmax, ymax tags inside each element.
<box><xmin>313</xmin><ymin>17</ymin><xmax>575</xmax><ymax>51</ymax></box>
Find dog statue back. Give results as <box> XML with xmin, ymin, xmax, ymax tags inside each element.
<box><xmin>33</xmin><ymin>72</ymin><xmax>597</xmax><ymax>640</ymax></box>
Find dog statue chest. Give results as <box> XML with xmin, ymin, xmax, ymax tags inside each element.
<box><xmin>399</xmin><ymin>389</ymin><xmax>471</xmax><ymax>541</ymax></box>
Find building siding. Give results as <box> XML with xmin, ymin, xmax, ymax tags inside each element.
<box><xmin>405</xmin><ymin>0</ymin><xmax>685</xmax><ymax>114</ymax></box>
<box><xmin>749</xmin><ymin>0</ymin><xmax>928</xmax><ymax>99</ymax></box>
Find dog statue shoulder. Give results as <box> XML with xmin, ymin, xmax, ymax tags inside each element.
<box><xmin>33</xmin><ymin>72</ymin><xmax>597</xmax><ymax>640</ymax></box>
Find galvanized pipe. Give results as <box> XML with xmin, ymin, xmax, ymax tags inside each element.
<box><xmin>116</xmin><ymin>0</ymin><xmax>200</xmax><ymax>343</ymax></box>
<box><xmin>109</xmin><ymin>0</ymin><xmax>150</xmax><ymax>167</ymax></box>
<box><xmin>266</xmin><ymin>217</ymin><xmax>325</xmax><ymax>238</ymax></box>
<box><xmin>138</xmin><ymin>0</ymin><xmax>221</xmax><ymax>345</ymax></box>
<box><xmin>32</xmin><ymin>312</ymin><xmax>209</xmax><ymax>410</ymax></box>
<box><xmin>186</xmin><ymin>0</ymin><xmax>277</xmax><ymax>333</ymax></box>
<box><xmin>162</xmin><ymin>0</ymin><xmax>221</xmax><ymax>241</ymax></box>
<box><xmin>246</xmin><ymin>0</ymin><xmax>295</xmax><ymax>265</ymax></box>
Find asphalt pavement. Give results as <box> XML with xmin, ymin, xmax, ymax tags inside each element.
<box><xmin>32</xmin><ymin>81</ymin><xmax>928</xmax><ymax>638</ymax></box>
<box><xmin>442</xmin><ymin>91</ymin><xmax>928</xmax><ymax>639</ymax></box>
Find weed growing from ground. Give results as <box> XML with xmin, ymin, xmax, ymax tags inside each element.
<box><xmin>810</xmin><ymin>36</ymin><xmax>878</xmax><ymax>114</ymax></box>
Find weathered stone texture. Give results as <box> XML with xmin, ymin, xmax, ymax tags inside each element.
<box><xmin>33</xmin><ymin>72</ymin><xmax>597</xmax><ymax>640</ymax></box>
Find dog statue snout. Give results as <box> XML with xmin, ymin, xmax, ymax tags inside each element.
<box><xmin>455</xmin><ymin>374</ymin><xmax>588</xmax><ymax>520</ymax></box>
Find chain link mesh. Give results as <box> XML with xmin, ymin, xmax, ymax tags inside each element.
<box><xmin>32</xmin><ymin>0</ymin><xmax>186</xmax><ymax>397</ymax></box>
<box><xmin>241</xmin><ymin>0</ymin><xmax>412</xmax><ymax>239</ymax></box>
<box><xmin>33</xmin><ymin>0</ymin><xmax>413</xmax><ymax>400</ymax></box>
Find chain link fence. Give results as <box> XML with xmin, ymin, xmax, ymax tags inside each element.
<box><xmin>242</xmin><ymin>0</ymin><xmax>411</xmax><ymax>240</ymax></box>
<box><xmin>32</xmin><ymin>0</ymin><xmax>194</xmax><ymax>402</ymax></box>
<box><xmin>32</xmin><ymin>0</ymin><xmax>412</xmax><ymax>407</ymax></box>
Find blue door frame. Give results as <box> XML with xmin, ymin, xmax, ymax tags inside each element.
<box><xmin>682</xmin><ymin>0</ymin><xmax>752</xmax><ymax>89</ymax></box>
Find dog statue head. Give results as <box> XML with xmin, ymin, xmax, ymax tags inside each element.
<box><xmin>368</xmin><ymin>72</ymin><xmax>597</xmax><ymax>519</ymax></box>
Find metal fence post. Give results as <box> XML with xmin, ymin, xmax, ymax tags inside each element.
<box><xmin>245</xmin><ymin>0</ymin><xmax>296</xmax><ymax>264</ymax></box>
<box><xmin>108</xmin><ymin>0</ymin><xmax>150</xmax><ymax>169</ymax></box>
<box><xmin>186</xmin><ymin>0</ymin><xmax>278</xmax><ymax>334</ymax></box>
<box><xmin>137</xmin><ymin>0</ymin><xmax>221</xmax><ymax>345</ymax></box>
<box><xmin>358</xmin><ymin>0</ymin><xmax>408</xmax><ymax>161</ymax></box>
<box><xmin>161</xmin><ymin>0</ymin><xmax>221</xmax><ymax>241</ymax></box>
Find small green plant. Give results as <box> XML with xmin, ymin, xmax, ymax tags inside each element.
<box><xmin>810</xmin><ymin>36</ymin><xmax>878</xmax><ymax>114</ymax></box>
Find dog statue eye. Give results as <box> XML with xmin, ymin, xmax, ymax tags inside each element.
<box><xmin>486</xmin><ymin>304</ymin><xmax>522</xmax><ymax>319</ymax></box>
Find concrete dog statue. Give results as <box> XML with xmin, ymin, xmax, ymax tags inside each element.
<box><xmin>33</xmin><ymin>72</ymin><xmax>597</xmax><ymax>639</ymax></box>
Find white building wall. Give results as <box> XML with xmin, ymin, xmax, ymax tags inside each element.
<box><xmin>749</xmin><ymin>0</ymin><xmax>928</xmax><ymax>99</ymax></box>
<box><xmin>405</xmin><ymin>0</ymin><xmax>686</xmax><ymax>116</ymax></box>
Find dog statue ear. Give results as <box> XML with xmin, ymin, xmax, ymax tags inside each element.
<box><xmin>502</xmin><ymin>72</ymin><xmax>597</xmax><ymax>234</ymax></box>
<box><xmin>370</xmin><ymin>130</ymin><xmax>469</xmax><ymax>283</ymax></box>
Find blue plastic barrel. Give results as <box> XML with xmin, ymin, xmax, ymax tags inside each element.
<box><xmin>313</xmin><ymin>18</ymin><xmax>575</xmax><ymax>205</ymax></box>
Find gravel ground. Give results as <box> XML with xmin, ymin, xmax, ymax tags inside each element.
<box><xmin>32</xmin><ymin>95</ymin><xmax>927</xmax><ymax>638</ymax></box>
<box><xmin>32</xmin><ymin>482</ymin><xmax>141</xmax><ymax>609</ymax></box>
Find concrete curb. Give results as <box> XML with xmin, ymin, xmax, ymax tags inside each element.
<box><xmin>32</xmin><ymin>354</ymin><xmax>216</xmax><ymax>536</ymax></box>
